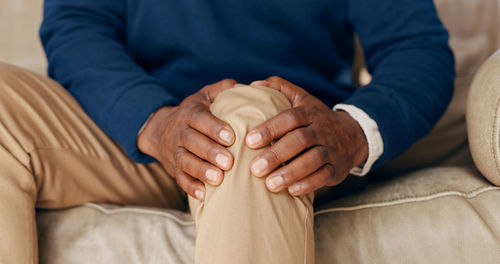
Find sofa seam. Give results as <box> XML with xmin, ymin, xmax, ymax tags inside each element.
<box><xmin>492</xmin><ymin>89</ymin><xmax>500</xmax><ymax>178</ymax></box>
<box><xmin>313</xmin><ymin>185</ymin><xmax>500</xmax><ymax>216</ymax></box>
<box><xmin>83</xmin><ymin>203</ymin><xmax>195</xmax><ymax>226</ymax></box>
<box><xmin>336</xmin><ymin>181</ymin><xmax>488</xmax><ymax>207</ymax></box>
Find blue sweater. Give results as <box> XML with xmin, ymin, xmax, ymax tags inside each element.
<box><xmin>40</xmin><ymin>0</ymin><xmax>454</xmax><ymax>167</ymax></box>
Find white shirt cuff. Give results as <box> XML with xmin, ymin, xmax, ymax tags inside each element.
<box><xmin>333</xmin><ymin>104</ymin><xmax>384</xmax><ymax>176</ymax></box>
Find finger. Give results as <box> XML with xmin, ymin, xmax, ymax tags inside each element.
<box><xmin>250</xmin><ymin>80</ymin><xmax>271</xmax><ymax>87</ymax></box>
<box><xmin>264</xmin><ymin>146</ymin><xmax>329</xmax><ymax>192</ymax></box>
<box><xmin>175</xmin><ymin>169</ymin><xmax>206</xmax><ymax>201</ymax></box>
<box><xmin>287</xmin><ymin>164</ymin><xmax>340</xmax><ymax>196</ymax></box>
<box><xmin>188</xmin><ymin>108</ymin><xmax>235</xmax><ymax>146</ymax></box>
<box><xmin>264</xmin><ymin>76</ymin><xmax>309</xmax><ymax>105</ymax></box>
<box><xmin>201</xmin><ymin>79</ymin><xmax>238</xmax><ymax>102</ymax></box>
<box><xmin>250</xmin><ymin>127</ymin><xmax>316</xmax><ymax>177</ymax></box>
<box><xmin>174</xmin><ymin>147</ymin><xmax>224</xmax><ymax>186</ymax></box>
<box><xmin>246</xmin><ymin>107</ymin><xmax>310</xmax><ymax>149</ymax></box>
<box><xmin>180</xmin><ymin>127</ymin><xmax>234</xmax><ymax>170</ymax></box>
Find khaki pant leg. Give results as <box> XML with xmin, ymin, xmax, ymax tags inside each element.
<box><xmin>0</xmin><ymin>63</ymin><xmax>185</xmax><ymax>264</ymax></box>
<box><xmin>189</xmin><ymin>86</ymin><xmax>315</xmax><ymax>264</ymax></box>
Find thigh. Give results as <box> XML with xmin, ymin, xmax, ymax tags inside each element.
<box><xmin>0</xmin><ymin>63</ymin><xmax>186</xmax><ymax>211</ymax></box>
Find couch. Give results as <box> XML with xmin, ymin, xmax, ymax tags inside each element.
<box><xmin>2</xmin><ymin>0</ymin><xmax>500</xmax><ymax>263</ymax></box>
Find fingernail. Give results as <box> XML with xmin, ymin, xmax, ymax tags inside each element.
<box><xmin>233</xmin><ymin>83</ymin><xmax>245</xmax><ymax>87</ymax></box>
<box><xmin>205</xmin><ymin>169</ymin><xmax>219</xmax><ymax>183</ymax></box>
<box><xmin>195</xmin><ymin>189</ymin><xmax>205</xmax><ymax>200</ymax></box>
<box><xmin>246</xmin><ymin>132</ymin><xmax>262</xmax><ymax>146</ymax></box>
<box><xmin>267</xmin><ymin>175</ymin><xmax>284</xmax><ymax>190</ymax></box>
<box><xmin>288</xmin><ymin>184</ymin><xmax>301</xmax><ymax>195</ymax></box>
<box><xmin>216</xmin><ymin>154</ymin><xmax>230</xmax><ymax>169</ymax></box>
<box><xmin>219</xmin><ymin>129</ymin><xmax>233</xmax><ymax>144</ymax></box>
<box><xmin>251</xmin><ymin>80</ymin><xmax>270</xmax><ymax>87</ymax></box>
<box><xmin>251</xmin><ymin>158</ymin><xmax>268</xmax><ymax>175</ymax></box>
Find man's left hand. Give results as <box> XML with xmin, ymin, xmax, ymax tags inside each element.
<box><xmin>246</xmin><ymin>76</ymin><xmax>369</xmax><ymax>196</ymax></box>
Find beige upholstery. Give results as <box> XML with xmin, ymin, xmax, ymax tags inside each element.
<box><xmin>0</xmin><ymin>0</ymin><xmax>46</xmax><ymax>75</ymax></box>
<box><xmin>467</xmin><ymin>51</ymin><xmax>500</xmax><ymax>186</ymax></box>
<box><xmin>2</xmin><ymin>0</ymin><xmax>500</xmax><ymax>263</ymax></box>
<box><xmin>38</xmin><ymin>167</ymin><xmax>500</xmax><ymax>263</ymax></box>
<box><xmin>315</xmin><ymin>167</ymin><xmax>500</xmax><ymax>263</ymax></box>
<box><xmin>37</xmin><ymin>205</ymin><xmax>196</xmax><ymax>264</ymax></box>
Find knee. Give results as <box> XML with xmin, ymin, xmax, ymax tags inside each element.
<box><xmin>191</xmin><ymin>86</ymin><xmax>315</xmax><ymax>264</ymax></box>
<box><xmin>209</xmin><ymin>85</ymin><xmax>291</xmax><ymax>137</ymax></box>
<box><xmin>205</xmin><ymin>85</ymin><xmax>292</xmax><ymax>197</ymax></box>
<box><xmin>190</xmin><ymin>85</ymin><xmax>292</xmax><ymax>207</ymax></box>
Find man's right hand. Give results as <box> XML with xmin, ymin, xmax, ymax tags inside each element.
<box><xmin>137</xmin><ymin>79</ymin><xmax>237</xmax><ymax>201</ymax></box>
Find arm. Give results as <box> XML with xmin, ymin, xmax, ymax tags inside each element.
<box><xmin>41</xmin><ymin>1</ymin><xmax>240</xmax><ymax>200</ymax></box>
<box><xmin>40</xmin><ymin>0</ymin><xmax>178</xmax><ymax>162</ymax></box>
<box><xmin>345</xmin><ymin>0</ymin><xmax>455</xmax><ymax>167</ymax></box>
<box><xmin>243</xmin><ymin>0</ymin><xmax>454</xmax><ymax>196</ymax></box>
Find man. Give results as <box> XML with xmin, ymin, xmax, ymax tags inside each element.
<box><xmin>0</xmin><ymin>0</ymin><xmax>454</xmax><ymax>263</ymax></box>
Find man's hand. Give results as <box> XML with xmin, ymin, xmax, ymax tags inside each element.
<box><xmin>137</xmin><ymin>79</ymin><xmax>238</xmax><ymax>201</ymax></box>
<box><xmin>246</xmin><ymin>77</ymin><xmax>369</xmax><ymax>196</ymax></box>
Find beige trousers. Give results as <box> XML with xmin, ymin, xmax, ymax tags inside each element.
<box><xmin>0</xmin><ymin>63</ymin><xmax>314</xmax><ymax>264</ymax></box>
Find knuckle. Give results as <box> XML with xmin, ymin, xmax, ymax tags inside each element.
<box><xmin>296</xmin><ymin>107</ymin><xmax>308</xmax><ymax>121</ymax></box>
<box><xmin>185</xmin><ymin>95</ymin><xmax>202</xmax><ymax>108</ymax></box>
<box><xmin>181</xmin><ymin>94</ymin><xmax>195</xmax><ymax>105</ymax></box>
<box><xmin>325</xmin><ymin>164</ymin><xmax>335</xmax><ymax>177</ymax></box>
<box><xmin>206</xmin><ymin>145</ymin><xmax>220</xmax><ymax>161</ymax></box>
<box><xmin>210</xmin><ymin>120</ymin><xmax>225</xmax><ymax>138</ymax></box>
<box><xmin>295</xmin><ymin>107</ymin><xmax>309</xmax><ymax>123</ymax></box>
<box><xmin>199</xmin><ymin>83</ymin><xmax>212</xmax><ymax>93</ymax></box>
<box><xmin>196</xmin><ymin>164</ymin><xmax>207</xmax><ymax>180</ymax></box>
<box><xmin>285</xmin><ymin>110</ymin><xmax>302</xmax><ymax>127</ymax></box>
<box><xmin>312</xmin><ymin>175</ymin><xmax>326</xmax><ymax>190</ymax></box>
<box><xmin>179</xmin><ymin>128</ymin><xmax>191</xmax><ymax>146</ymax></box>
<box><xmin>281</xmin><ymin>170</ymin><xmax>295</xmax><ymax>184</ymax></box>
<box><xmin>315</xmin><ymin>147</ymin><xmax>330</xmax><ymax>163</ymax></box>
<box><xmin>174</xmin><ymin>170</ymin><xmax>183</xmax><ymax>185</ymax></box>
<box><xmin>297</xmin><ymin>182</ymin><xmax>312</xmax><ymax>195</ymax></box>
<box><xmin>266</xmin><ymin>147</ymin><xmax>282</xmax><ymax>165</ymax></box>
<box><xmin>295</xmin><ymin>129</ymin><xmax>311</xmax><ymax>147</ymax></box>
<box><xmin>267</xmin><ymin>76</ymin><xmax>282</xmax><ymax>82</ymax></box>
<box><xmin>325</xmin><ymin>165</ymin><xmax>340</xmax><ymax>185</ymax></box>
<box><xmin>173</xmin><ymin>147</ymin><xmax>184</xmax><ymax>165</ymax></box>
<box><xmin>260</xmin><ymin>125</ymin><xmax>274</xmax><ymax>141</ymax></box>
<box><xmin>188</xmin><ymin>105</ymin><xmax>204</xmax><ymax>123</ymax></box>
<box><xmin>221</xmin><ymin>79</ymin><xmax>237</xmax><ymax>87</ymax></box>
<box><xmin>253</xmin><ymin>125</ymin><xmax>272</xmax><ymax>144</ymax></box>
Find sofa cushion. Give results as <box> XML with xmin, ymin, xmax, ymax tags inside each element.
<box><xmin>38</xmin><ymin>167</ymin><xmax>500</xmax><ymax>264</ymax></box>
<box><xmin>37</xmin><ymin>204</ymin><xmax>196</xmax><ymax>264</ymax></box>
<box><xmin>315</xmin><ymin>167</ymin><xmax>500</xmax><ymax>263</ymax></box>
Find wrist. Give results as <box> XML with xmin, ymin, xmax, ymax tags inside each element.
<box><xmin>137</xmin><ymin>106</ymin><xmax>176</xmax><ymax>157</ymax></box>
<box><xmin>335</xmin><ymin>111</ymin><xmax>369</xmax><ymax>168</ymax></box>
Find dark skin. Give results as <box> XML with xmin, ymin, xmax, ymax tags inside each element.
<box><xmin>138</xmin><ymin>76</ymin><xmax>368</xmax><ymax>200</ymax></box>
<box><xmin>137</xmin><ymin>79</ymin><xmax>238</xmax><ymax>200</ymax></box>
